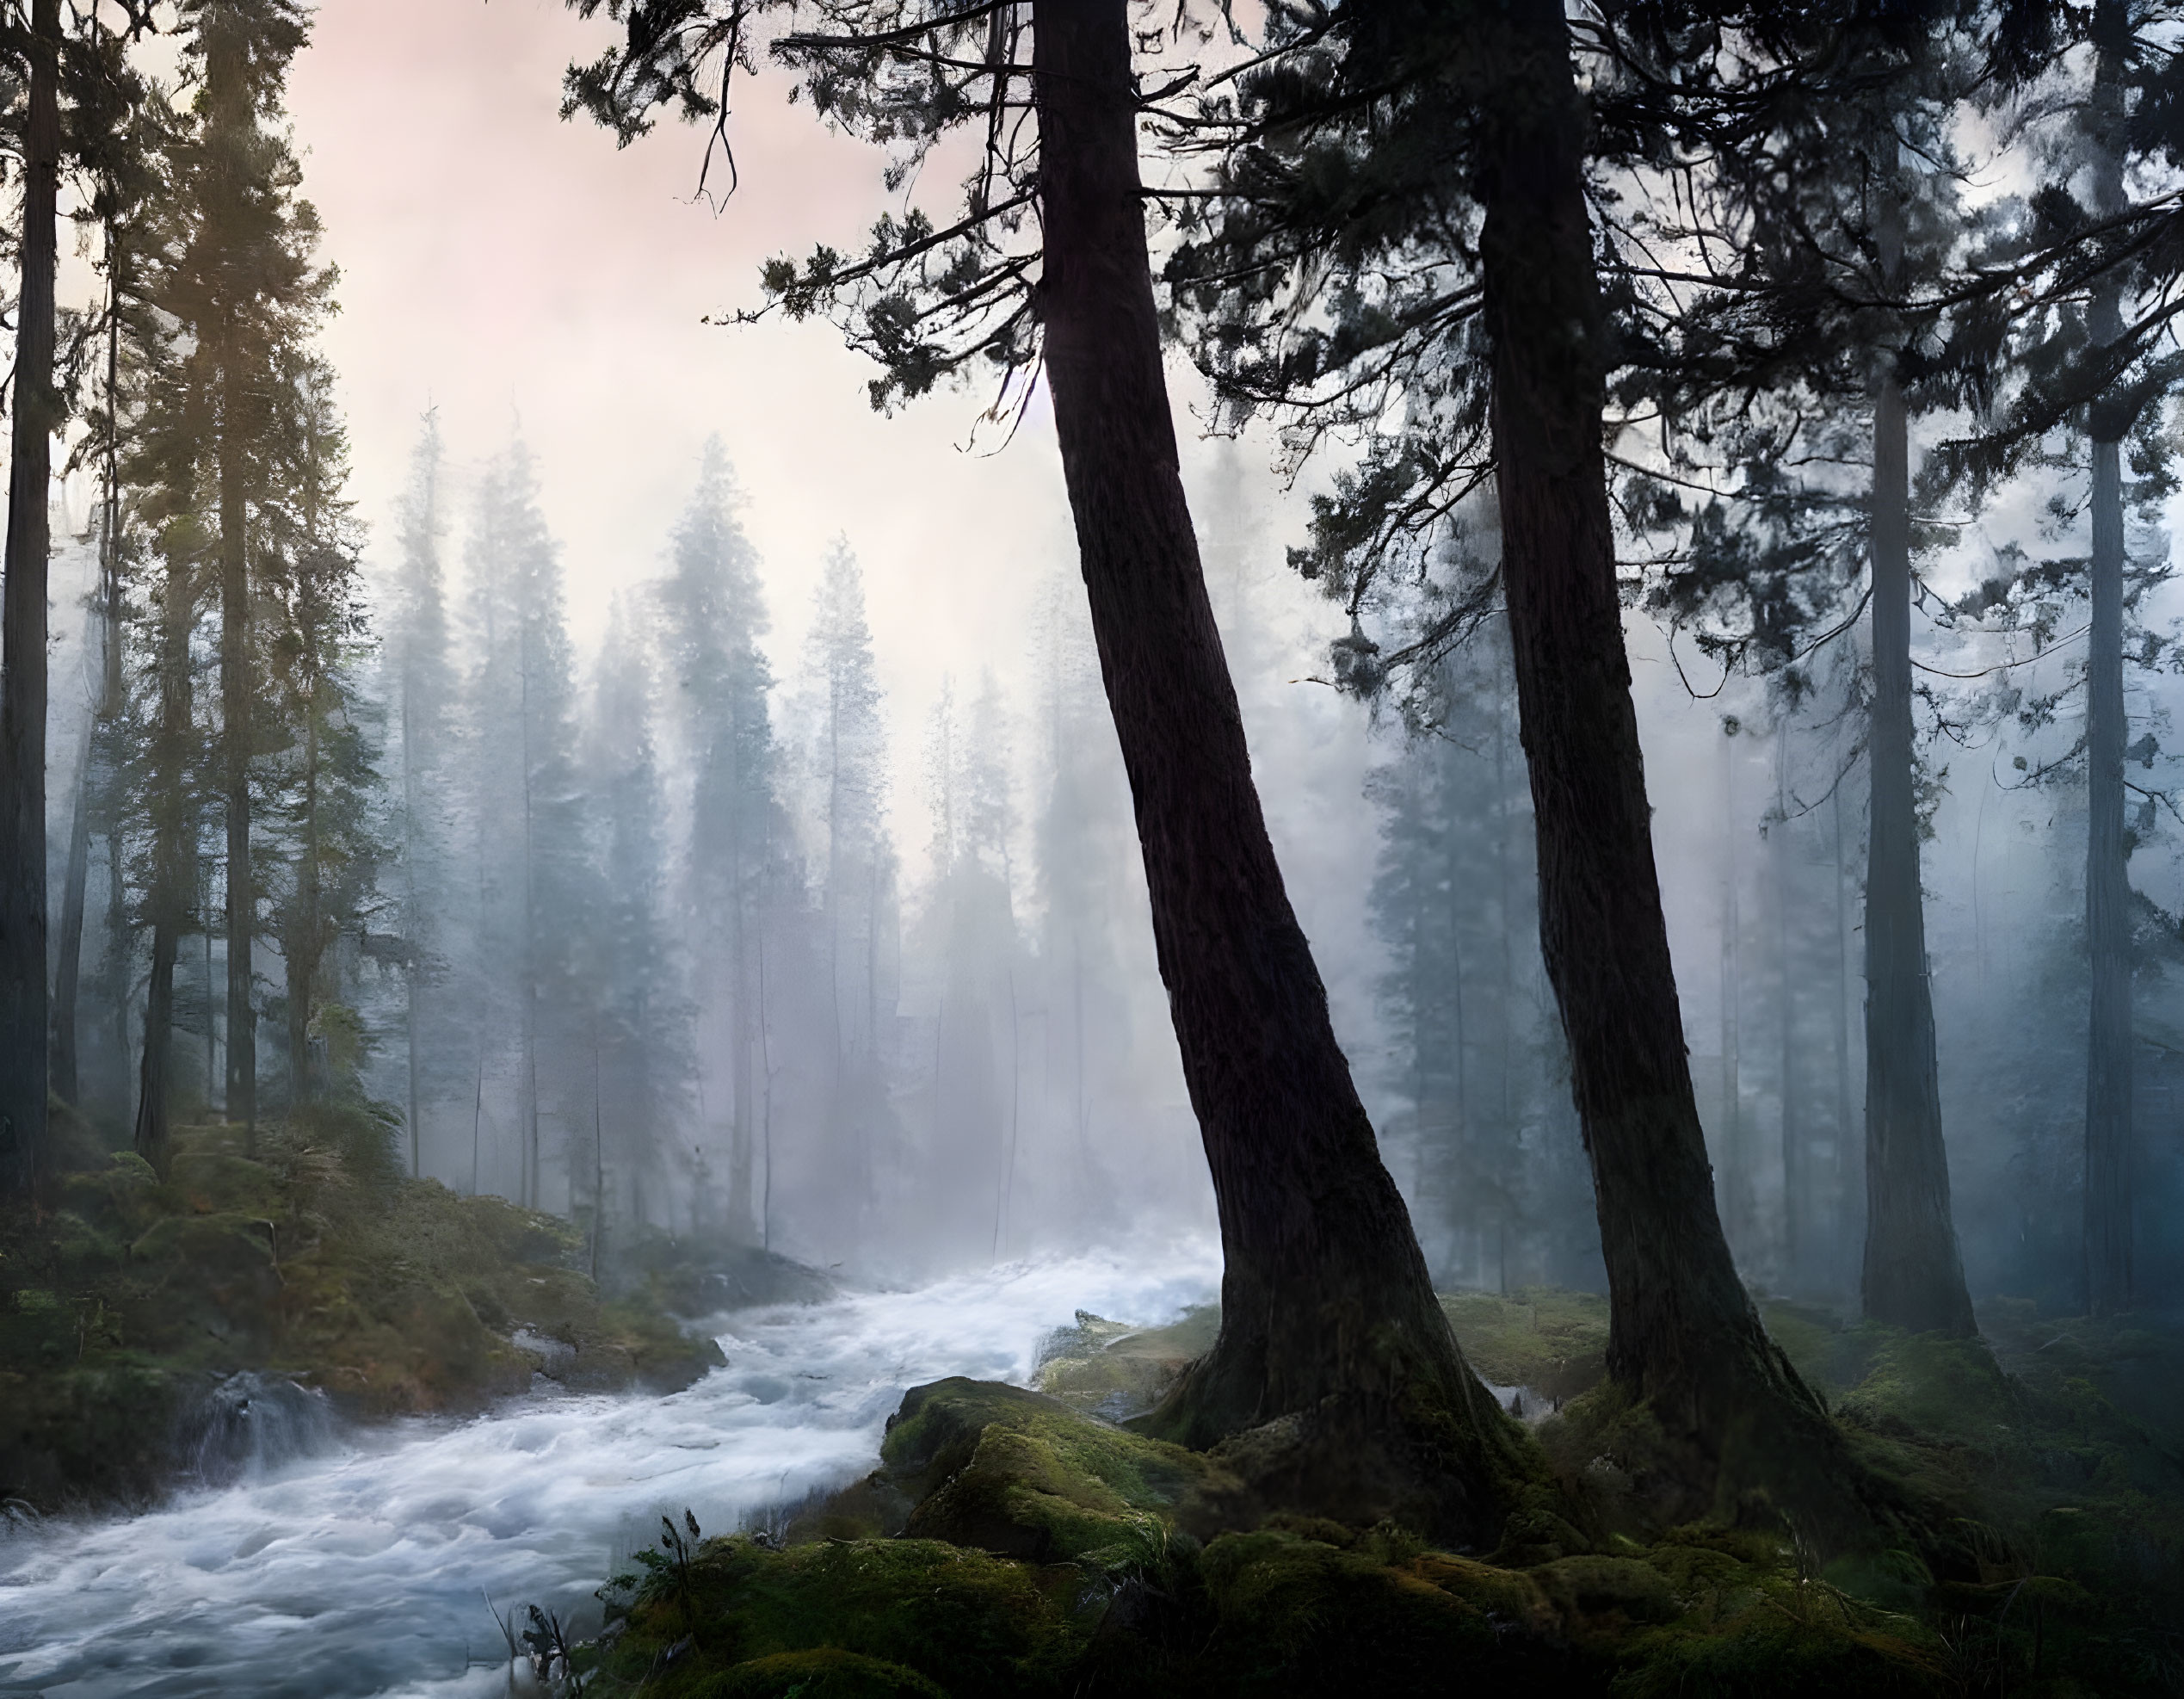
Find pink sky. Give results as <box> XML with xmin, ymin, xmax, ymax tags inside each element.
<box><xmin>288</xmin><ymin>0</ymin><xmax>1082</xmax><ymax>714</ymax></box>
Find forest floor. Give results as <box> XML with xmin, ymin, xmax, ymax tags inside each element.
<box><xmin>564</xmin><ymin>1287</ymin><xmax>2184</xmax><ymax>1698</ymax></box>
<box><xmin>0</xmin><ymin>1101</ymin><xmax>805</xmax><ymax>1513</ymax></box>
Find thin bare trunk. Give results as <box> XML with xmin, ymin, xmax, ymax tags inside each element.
<box><xmin>219</xmin><ymin>357</ymin><xmax>256</xmax><ymax>1146</ymax></box>
<box><xmin>134</xmin><ymin>559</ymin><xmax>195</xmax><ymax>1175</ymax></box>
<box><xmin>2083</xmin><ymin>0</ymin><xmax>2133</xmax><ymax>1316</ymax></box>
<box><xmin>55</xmin><ymin>275</ymin><xmax>122</xmax><ymax>1111</ymax></box>
<box><xmin>1860</xmin><ymin>362</ymin><xmax>1975</xmax><ymax>1338</ymax></box>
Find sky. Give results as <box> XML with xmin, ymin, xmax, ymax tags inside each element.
<box><xmin>287</xmin><ymin>0</ymin><xmax>1084</xmax><ymax>720</ymax></box>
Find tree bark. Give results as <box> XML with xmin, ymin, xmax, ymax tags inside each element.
<box><xmin>2083</xmin><ymin>0</ymin><xmax>2133</xmax><ymax>1318</ymax></box>
<box><xmin>56</xmin><ymin>285</ymin><xmax>127</xmax><ymax>1112</ymax></box>
<box><xmin>1860</xmin><ymin>368</ymin><xmax>1976</xmax><ymax>1338</ymax></box>
<box><xmin>134</xmin><ymin>562</ymin><xmax>196</xmax><ymax>1176</ymax></box>
<box><xmin>2085</xmin><ymin>429</ymin><xmax>2131</xmax><ymax>1314</ymax></box>
<box><xmin>0</xmin><ymin>0</ymin><xmax>61</xmax><ymax>1195</ymax></box>
<box><xmin>219</xmin><ymin>361</ymin><xmax>256</xmax><ymax>1141</ymax></box>
<box><xmin>52</xmin><ymin>721</ymin><xmax>95</xmax><ymax>1109</ymax></box>
<box><xmin>287</xmin><ymin>716</ymin><xmax>323</xmax><ymax>1103</ymax></box>
<box><xmin>1035</xmin><ymin>0</ymin><xmax>1521</xmax><ymax>1540</ymax></box>
<box><xmin>1776</xmin><ymin>725</ymin><xmax>1801</xmax><ymax>1287</ymax></box>
<box><xmin>1474</xmin><ymin>0</ymin><xmax>1854</xmax><ymax>1528</ymax></box>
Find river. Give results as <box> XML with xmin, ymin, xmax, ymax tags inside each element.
<box><xmin>0</xmin><ymin>1244</ymin><xmax>1218</xmax><ymax>1699</ymax></box>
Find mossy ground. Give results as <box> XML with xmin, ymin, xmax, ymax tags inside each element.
<box><xmin>570</xmin><ymin>1291</ymin><xmax>2184</xmax><ymax>1697</ymax></box>
<box><xmin>0</xmin><ymin>1105</ymin><xmax>726</xmax><ymax>1510</ymax></box>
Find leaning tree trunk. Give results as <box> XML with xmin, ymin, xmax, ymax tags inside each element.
<box><xmin>219</xmin><ymin>363</ymin><xmax>257</xmax><ymax>1142</ymax></box>
<box><xmin>1035</xmin><ymin>0</ymin><xmax>1523</xmax><ymax>1541</ymax></box>
<box><xmin>1476</xmin><ymin>0</ymin><xmax>1859</xmax><ymax>1535</ymax></box>
<box><xmin>1860</xmin><ymin>366</ymin><xmax>1977</xmax><ymax>1338</ymax></box>
<box><xmin>2083</xmin><ymin>0</ymin><xmax>2133</xmax><ymax>1317</ymax></box>
<box><xmin>0</xmin><ymin>0</ymin><xmax>61</xmax><ymax>1195</ymax></box>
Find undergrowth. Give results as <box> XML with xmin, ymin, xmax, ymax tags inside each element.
<box><xmin>0</xmin><ymin>1109</ymin><xmax>725</xmax><ymax>1510</ymax></box>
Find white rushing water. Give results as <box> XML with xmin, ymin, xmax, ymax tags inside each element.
<box><xmin>0</xmin><ymin>1243</ymin><xmax>1219</xmax><ymax>1699</ymax></box>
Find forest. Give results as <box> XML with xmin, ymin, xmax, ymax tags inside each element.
<box><xmin>2</xmin><ymin>0</ymin><xmax>2184</xmax><ymax>1696</ymax></box>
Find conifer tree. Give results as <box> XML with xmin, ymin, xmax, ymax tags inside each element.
<box><xmin>383</xmin><ymin>411</ymin><xmax>454</xmax><ymax>1173</ymax></box>
<box><xmin>1367</xmin><ymin>625</ymin><xmax>1565</xmax><ymax>1289</ymax></box>
<box><xmin>1916</xmin><ymin>0</ymin><xmax>2184</xmax><ymax>1313</ymax></box>
<box><xmin>1620</xmin><ymin>10</ymin><xmax>1979</xmax><ymax>1336</ymax></box>
<box><xmin>655</xmin><ymin>439</ymin><xmax>779</xmax><ymax>1240</ymax></box>
<box><xmin>918</xmin><ymin>670</ymin><xmax>1020</xmax><ymax>1257</ymax></box>
<box><xmin>464</xmin><ymin>441</ymin><xmax>584</xmax><ymax>1211</ymax></box>
<box><xmin>262</xmin><ymin>359</ymin><xmax>378</xmax><ymax>1105</ymax></box>
<box><xmin>1157</xmin><ymin>0</ymin><xmax>1993</xmax><ymax>1535</ymax></box>
<box><xmin>801</xmin><ymin>539</ymin><xmax>889</xmax><ymax>1203</ymax></box>
<box><xmin>583</xmin><ymin>592</ymin><xmax>687</xmax><ymax>1231</ymax></box>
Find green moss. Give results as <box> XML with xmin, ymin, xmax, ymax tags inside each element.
<box><xmin>595</xmin><ymin>1537</ymin><xmax>1084</xmax><ymax>1699</ymax></box>
<box><xmin>1612</xmin><ymin>1613</ymin><xmax>1946</xmax><ymax>1698</ymax></box>
<box><xmin>1194</xmin><ymin>1528</ymin><xmax>1562</xmax><ymax>1687</ymax></box>
<box><xmin>1440</xmin><ymin>1286</ymin><xmax>1611</xmax><ymax>1401</ymax></box>
<box><xmin>1034</xmin><ymin>1290</ymin><xmax>1617</xmax><ymax>1424</ymax></box>
<box><xmin>1034</xmin><ymin>1307</ymin><xmax>1219</xmax><ymax>1420</ymax></box>
<box><xmin>1835</xmin><ymin>1332</ymin><xmax>2019</xmax><ymax>1445</ymax></box>
<box><xmin>580</xmin><ymin>1343</ymin><xmax>2184</xmax><ymax>1699</ymax></box>
<box><xmin>877</xmin><ymin>1377</ymin><xmax>1240</xmax><ymax>1566</ymax></box>
<box><xmin>0</xmin><ymin>1119</ymin><xmax>723</xmax><ymax>1507</ymax></box>
<box><xmin>694</xmin><ymin>1648</ymin><xmax>952</xmax><ymax>1698</ymax></box>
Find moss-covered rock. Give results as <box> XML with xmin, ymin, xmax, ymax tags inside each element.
<box><xmin>592</xmin><ymin>1536</ymin><xmax>1087</xmax><ymax>1699</ymax></box>
<box><xmin>694</xmin><ymin>1647</ymin><xmax>952</xmax><ymax>1698</ymax></box>
<box><xmin>1033</xmin><ymin>1307</ymin><xmax>1218</xmax><ymax>1420</ymax></box>
<box><xmin>1440</xmin><ymin>1286</ymin><xmax>1612</xmax><ymax>1404</ymax></box>
<box><xmin>1182</xmin><ymin>1527</ymin><xmax>1554</xmax><ymax>1688</ymax></box>
<box><xmin>577</xmin><ymin>1344</ymin><xmax>2184</xmax><ymax>1699</ymax></box>
<box><xmin>0</xmin><ymin>1119</ymin><xmax>725</xmax><ymax>1508</ymax></box>
<box><xmin>874</xmin><ymin>1377</ymin><xmax>1244</xmax><ymax>1566</ymax></box>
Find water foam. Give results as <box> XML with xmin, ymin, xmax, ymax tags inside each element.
<box><xmin>0</xmin><ymin>1239</ymin><xmax>1218</xmax><ymax>1699</ymax></box>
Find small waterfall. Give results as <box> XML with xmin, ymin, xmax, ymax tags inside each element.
<box><xmin>178</xmin><ymin>1370</ymin><xmax>339</xmax><ymax>1487</ymax></box>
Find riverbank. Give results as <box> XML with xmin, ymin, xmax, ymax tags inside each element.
<box><xmin>0</xmin><ymin>1250</ymin><xmax>1219</xmax><ymax>1698</ymax></box>
<box><xmin>568</xmin><ymin>1290</ymin><xmax>2184</xmax><ymax>1697</ymax></box>
<box><xmin>0</xmin><ymin>1103</ymin><xmax>748</xmax><ymax>1511</ymax></box>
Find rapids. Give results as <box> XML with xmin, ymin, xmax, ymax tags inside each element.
<box><xmin>0</xmin><ymin>1244</ymin><xmax>1218</xmax><ymax>1699</ymax></box>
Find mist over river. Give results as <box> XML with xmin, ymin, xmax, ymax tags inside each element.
<box><xmin>0</xmin><ymin>1246</ymin><xmax>1218</xmax><ymax>1699</ymax></box>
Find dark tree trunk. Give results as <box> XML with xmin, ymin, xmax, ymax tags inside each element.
<box><xmin>1776</xmin><ymin>726</ymin><xmax>1801</xmax><ymax>1287</ymax></box>
<box><xmin>287</xmin><ymin>720</ymin><xmax>323</xmax><ymax>1104</ymax></box>
<box><xmin>1860</xmin><ymin>370</ymin><xmax>1977</xmax><ymax>1338</ymax></box>
<box><xmin>220</xmin><ymin>364</ymin><xmax>256</xmax><ymax>1140</ymax></box>
<box><xmin>133</xmin><ymin>923</ymin><xmax>180</xmax><ymax>1172</ymax></box>
<box><xmin>1034</xmin><ymin>0</ymin><xmax>1521</xmax><ymax>1538</ymax></box>
<box><xmin>1475</xmin><ymin>0</ymin><xmax>1850</xmax><ymax>1526</ymax></box>
<box><xmin>134</xmin><ymin>566</ymin><xmax>196</xmax><ymax>1177</ymax></box>
<box><xmin>2083</xmin><ymin>0</ymin><xmax>2133</xmax><ymax>1317</ymax></box>
<box><xmin>0</xmin><ymin>0</ymin><xmax>61</xmax><ymax>1195</ymax></box>
<box><xmin>2085</xmin><ymin>429</ymin><xmax>2131</xmax><ymax>1315</ymax></box>
<box><xmin>54</xmin><ymin>286</ymin><xmax>125</xmax><ymax>1112</ymax></box>
<box><xmin>52</xmin><ymin>722</ymin><xmax>95</xmax><ymax>1109</ymax></box>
